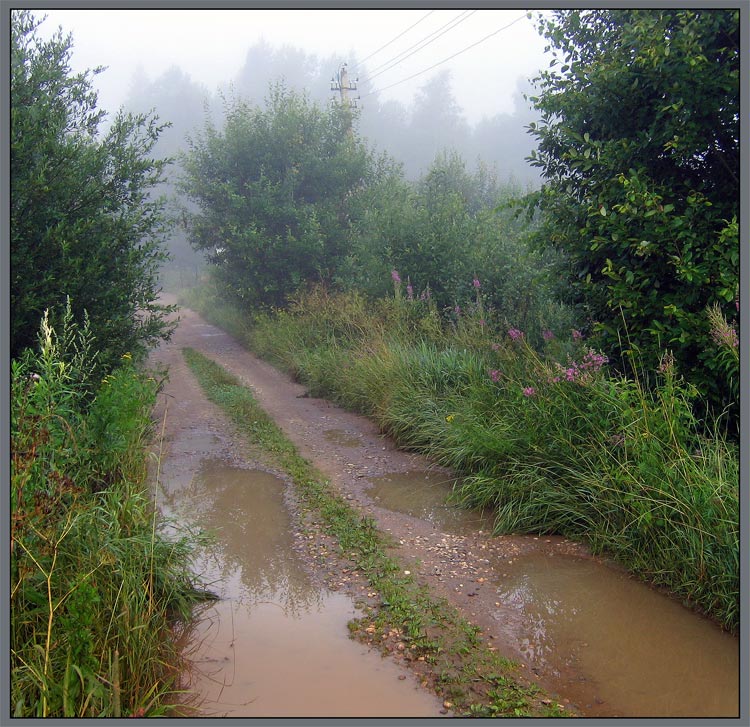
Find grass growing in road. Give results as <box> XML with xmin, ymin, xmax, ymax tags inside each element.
<box><xmin>181</xmin><ymin>346</ymin><xmax>567</xmax><ymax>718</ymax></box>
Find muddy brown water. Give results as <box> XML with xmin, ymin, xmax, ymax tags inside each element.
<box><xmin>160</xmin><ymin>459</ymin><xmax>444</xmax><ymax>717</ymax></box>
<box><xmin>152</xmin><ymin>299</ymin><xmax>740</xmax><ymax>718</ymax></box>
<box><xmin>366</xmin><ymin>470</ymin><xmax>740</xmax><ymax>717</ymax></box>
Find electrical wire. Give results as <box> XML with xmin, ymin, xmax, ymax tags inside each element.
<box><xmin>363</xmin><ymin>10</ymin><xmax>477</xmax><ymax>84</ymax></box>
<box><xmin>351</xmin><ymin>10</ymin><xmax>436</xmax><ymax>71</ymax></box>
<box><xmin>362</xmin><ymin>12</ymin><xmax>529</xmax><ymax>99</ymax></box>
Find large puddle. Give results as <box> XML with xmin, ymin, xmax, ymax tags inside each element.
<box><xmin>366</xmin><ymin>470</ymin><xmax>740</xmax><ymax>717</ymax></box>
<box><xmin>164</xmin><ymin>461</ymin><xmax>443</xmax><ymax>717</ymax></box>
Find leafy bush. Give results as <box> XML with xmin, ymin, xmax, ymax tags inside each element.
<box><xmin>525</xmin><ymin>9</ymin><xmax>739</xmax><ymax>425</ymax></box>
<box><xmin>179</xmin><ymin>83</ymin><xmax>380</xmax><ymax>310</ymax></box>
<box><xmin>343</xmin><ymin>152</ymin><xmax>572</xmax><ymax>338</ymax></box>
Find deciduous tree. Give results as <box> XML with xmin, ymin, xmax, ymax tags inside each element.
<box><xmin>11</xmin><ymin>11</ymin><xmax>175</xmax><ymax>373</ymax></box>
<box><xmin>525</xmin><ymin>9</ymin><xmax>739</xmax><ymax>418</ymax></box>
<box><xmin>179</xmin><ymin>84</ymin><xmax>375</xmax><ymax>309</ymax></box>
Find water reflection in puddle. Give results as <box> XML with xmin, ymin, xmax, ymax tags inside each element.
<box><xmin>367</xmin><ymin>469</ymin><xmax>739</xmax><ymax>717</ymax></box>
<box><xmin>169</xmin><ymin>462</ymin><xmax>443</xmax><ymax>717</ymax></box>
<box><xmin>492</xmin><ymin>552</ymin><xmax>739</xmax><ymax>717</ymax></box>
<box><xmin>367</xmin><ymin>470</ymin><xmax>494</xmax><ymax>535</ymax></box>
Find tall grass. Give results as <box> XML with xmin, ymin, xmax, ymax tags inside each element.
<box><xmin>11</xmin><ymin>309</ymin><xmax>205</xmax><ymax>717</ymax></box>
<box><xmin>190</xmin><ymin>284</ymin><xmax>738</xmax><ymax>633</ymax></box>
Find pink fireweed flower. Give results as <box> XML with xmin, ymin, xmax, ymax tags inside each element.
<box><xmin>572</xmin><ymin>329</ymin><xmax>583</xmax><ymax>342</ymax></box>
<box><xmin>508</xmin><ymin>328</ymin><xmax>523</xmax><ymax>341</ymax></box>
<box><xmin>406</xmin><ymin>279</ymin><xmax>414</xmax><ymax>300</ymax></box>
<box><xmin>712</xmin><ymin>326</ymin><xmax>739</xmax><ymax>349</ymax></box>
<box><xmin>391</xmin><ymin>269</ymin><xmax>401</xmax><ymax>283</ymax></box>
<box><xmin>585</xmin><ymin>350</ymin><xmax>607</xmax><ymax>368</ymax></box>
<box><xmin>542</xmin><ymin>329</ymin><xmax>555</xmax><ymax>341</ymax></box>
<box><xmin>491</xmin><ymin>342</ymin><xmax>500</xmax><ymax>351</ymax></box>
<box><xmin>489</xmin><ymin>369</ymin><xmax>502</xmax><ymax>382</ymax></box>
<box><xmin>522</xmin><ymin>387</ymin><xmax>536</xmax><ymax>397</ymax></box>
<box><xmin>473</xmin><ymin>277</ymin><xmax>481</xmax><ymax>289</ymax></box>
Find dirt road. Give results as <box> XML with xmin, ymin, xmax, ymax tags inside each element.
<box><xmin>147</xmin><ymin>297</ymin><xmax>593</xmax><ymax>712</ymax></box>
<box><xmin>148</xmin><ymin>297</ymin><xmax>740</xmax><ymax>718</ymax></box>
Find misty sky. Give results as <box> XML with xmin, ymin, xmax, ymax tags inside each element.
<box><xmin>34</xmin><ymin>8</ymin><xmax>551</xmax><ymax>125</ymax></box>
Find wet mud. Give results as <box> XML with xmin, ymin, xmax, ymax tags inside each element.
<box><xmin>149</xmin><ymin>297</ymin><xmax>739</xmax><ymax>718</ymax></box>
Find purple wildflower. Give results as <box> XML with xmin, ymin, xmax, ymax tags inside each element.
<box><xmin>711</xmin><ymin>325</ymin><xmax>739</xmax><ymax>349</ymax></box>
<box><xmin>542</xmin><ymin>329</ymin><xmax>555</xmax><ymax>342</ymax></box>
<box><xmin>580</xmin><ymin>349</ymin><xmax>608</xmax><ymax>371</ymax></box>
<box><xmin>406</xmin><ymin>279</ymin><xmax>414</xmax><ymax>300</ymax></box>
<box><xmin>522</xmin><ymin>387</ymin><xmax>536</xmax><ymax>397</ymax></box>
<box><xmin>572</xmin><ymin>329</ymin><xmax>583</xmax><ymax>342</ymax></box>
<box><xmin>491</xmin><ymin>343</ymin><xmax>500</xmax><ymax>351</ymax></box>
<box><xmin>391</xmin><ymin>269</ymin><xmax>401</xmax><ymax>283</ymax></box>
<box><xmin>508</xmin><ymin>328</ymin><xmax>523</xmax><ymax>341</ymax></box>
<box><xmin>455</xmin><ymin>305</ymin><xmax>461</xmax><ymax>316</ymax></box>
<box><xmin>489</xmin><ymin>369</ymin><xmax>502</xmax><ymax>382</ymax></box>
<box><xmin>473</xmin><ymin>277</ymin><xmax>481</xmax><ymax>289</ymax></box>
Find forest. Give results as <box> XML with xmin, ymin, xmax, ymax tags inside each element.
<box><xmin>10</xmin><ymin>8</ymin><xmax>740</xmax><ymax>718</ymax></box>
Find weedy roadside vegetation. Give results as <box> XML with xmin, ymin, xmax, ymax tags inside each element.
<box><xmin>11</xmin><ymin>307</ymin><xmax>206</xmax><ymax>717</ymax></box>
<box><xmin>182</xmin><ymin>346</ymin><xmax>567</xmax><ymax>717</ymax></box>
<box><xmin>183</xmin><ymin>279</ymin><xmax>739</xmax><ymax>634</ymax></box>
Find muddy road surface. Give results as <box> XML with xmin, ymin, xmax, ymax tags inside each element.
<box><xmin>148</xmin><ymin>297</ymin><xmax>739</xmax><ymax>719</ymax></box>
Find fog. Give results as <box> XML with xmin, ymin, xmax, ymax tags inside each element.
<box><xmin>32</xmin><ymin>8</ymin><xmax>552</xmax><ymax>277</ymax></box>
<box><xmin>36</xmin><ymin>8</ymin><xmax>549</xmax><ymax>171</ymax></box>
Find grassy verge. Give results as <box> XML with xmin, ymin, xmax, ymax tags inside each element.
<box><xmin>182</xmin><ymin>345</ymin><xmax>568</xmax><ymax>717</ymax></box>
<box><xmin>11</xmin><ymin>309</ymin><xmax>206</xmax><ymax>717</ymax></box>
<box><xmin>184</xmin><ymin>284</ymin><xmax>739</xmax><ymax>634</ymax></box>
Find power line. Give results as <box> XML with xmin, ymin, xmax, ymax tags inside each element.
<box><xmin>351</xmin><ymin>10</ymin><xmax>435</xmax><ymax>71</ymax></box>
<box><xmin>362</xmin><ymin>12</ymin><xmax>529</xmax><ymax>99</ymax></box>
<box><xmin>363</xmin><ymin>10</ymin><xmax>477</xmax><ymax>84</ymax></box>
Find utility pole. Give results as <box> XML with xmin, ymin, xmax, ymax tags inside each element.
<box><xmin>330</xmin><ymin>63</ymin><xmax>359</xmax><ymax>134</ymax></box>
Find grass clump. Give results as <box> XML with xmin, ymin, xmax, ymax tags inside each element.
<box><xmin>11</xmin><ymin>309</ymin><xmax>205</xmax><ymax>717</ymax></box>
<box><xmin>182</xmin><ymin>346</ymin><xmax>563</xmax><ymax>717</ymax></box>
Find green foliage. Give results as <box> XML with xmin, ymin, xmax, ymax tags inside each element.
<box><xmin>11</xmin><ymin>311</ymin><xmax>204</xmax><ymax>717</ymax></box>
<box><xmin>179</xmin><ymin>83</ymin><xmax>378</xmax><ymax>310</ymax></box>
<box><xmin>525</xmin><ymin>9</ymin><xmax>739</xmax><ymax>424</ymax></box>
<box><xmin>11</xmin><ymin>11</ymin><xmax>176</xmax><ymax>376</ymax></box>
<box><xmin>342</xmin><ymin>152</ymin><xmax>573</xmax><ymax>338</ymax></box>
